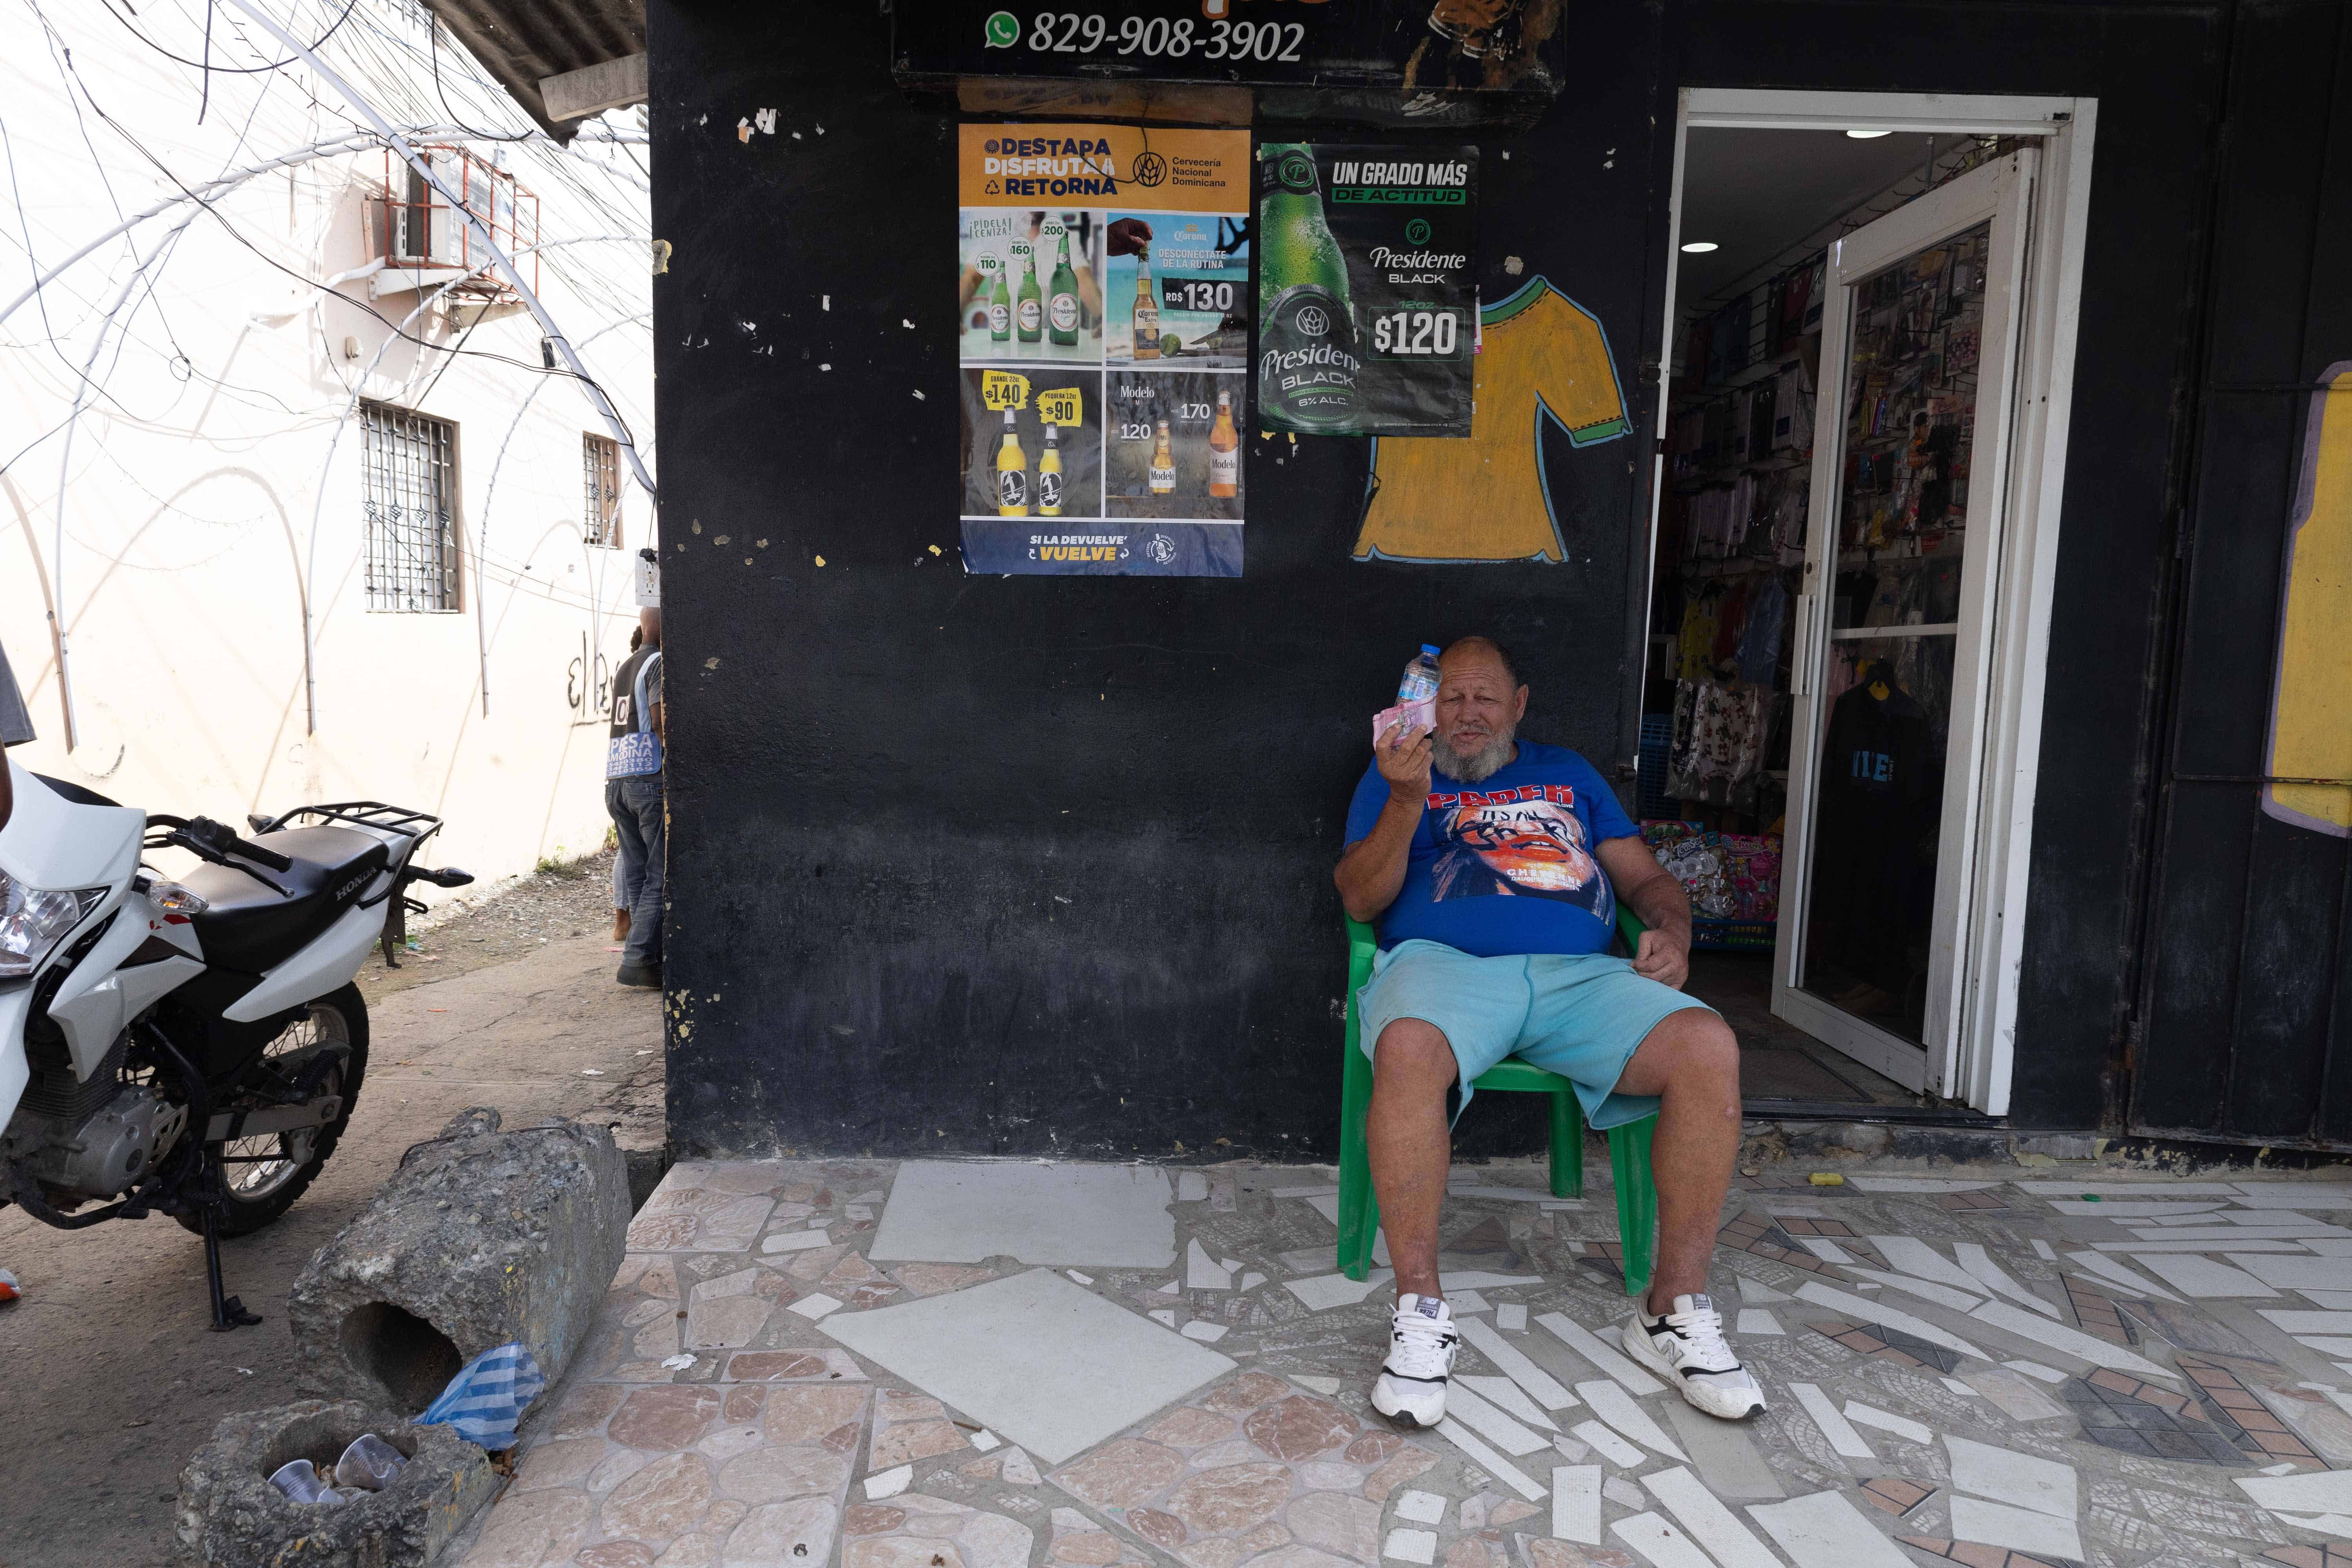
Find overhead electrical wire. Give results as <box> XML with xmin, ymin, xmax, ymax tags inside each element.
<box><xmin>5</xmin><ymin>0</ymin><xmax>653</xmax><ymax>742</ymax></box>
<box><xmin>94</xmin><ymin>0</ymin><xmax>365</xmax><ymax>74</ymax></box>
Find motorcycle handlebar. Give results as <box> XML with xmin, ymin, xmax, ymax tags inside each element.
<box><xmin>175</xmin><ymin>815</ymin><xmax>294</xmax><ymax>873</ymax></box>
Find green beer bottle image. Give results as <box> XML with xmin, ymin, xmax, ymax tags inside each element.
<box><xmin>1048</xmin><ymin>230</ymin><xmax>1081</xmax><ymax>347</ymax></box>
<box><xmin>988</xmin><ymin>254</ymin><xmax>1012</xmax><ymax>344</ymax></box>
<box><xmin>1258</xmin><ymin>144</ymin><xmax>1361</xmax><ymax>430</ymax></box>
<box><xmin>1016</xmin><ymin>245</ymin><xmax>1043</xmax><ymax>345</ymax></box>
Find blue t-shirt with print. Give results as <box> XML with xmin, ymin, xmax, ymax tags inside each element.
<box><xmin>1343</xmin><ymin>741</ymin><xmax>1638</xmax><ymax>958</ymax></box>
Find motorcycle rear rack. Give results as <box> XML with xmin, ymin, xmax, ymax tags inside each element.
<box><xmin>249</xmin><ymin>800</ymin><xmax>444</xmax><ymax>843</ymax></box>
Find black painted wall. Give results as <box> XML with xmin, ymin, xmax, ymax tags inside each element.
<box><xmin>650</xmin><ymin>0</ymin><xmax>2283</xmax><ymax>1156</ymax></box>
<box><xmin>2132</xmin><ymin>3</ymin><xmax>2352</xmax><ymax>1147</ymax></box>
<box><xmin>650</xmin><ymin>0</ymin><xmax>1669</xmax><ymax>1159</ymax></box>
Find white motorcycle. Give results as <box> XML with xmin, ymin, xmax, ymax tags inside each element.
<box><xmin>0</xmin><ymin>759</ymin><xmax>471</xmax><ymax>1329</ymax></box>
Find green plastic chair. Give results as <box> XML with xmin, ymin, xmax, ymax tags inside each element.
<box><xmin>1336</xmin><ymin>906</ymin><xmax>1659</xmax><ymax>1295</ymax></box>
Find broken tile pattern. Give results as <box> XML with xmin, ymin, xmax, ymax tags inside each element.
<box><xmin>1716</xmin><ymin>1210</ymin><xmax>1836</xmax><ymax>1274</ymax></box>
<box><xmin>2058</xmin><ymin>1372</ymin><xmax>2245</xmax><ymax>1465</ymax></box>
<box><xmin>1806</xmin><ymin>1319</ymin><xmax>1963</xmax><ymax>1375</ymax></box>
<box><xmin>1900</xmin><ymin>1535</ymin><xmax>2066</xmax><ymax>1568</ymax></box>
<box><xmin>2063</xmin><ymin>1278</ymin><xmax>2138</xmax><ymax>1347</ymax></box>
<box><xmin>1939</xmin><ymin>1190</ymin><xmax>2011</xmax><ymax>1213</ymax></box>
<box><xmin>456</xmin><ymin>1159</ymin><xmax>2352</xmax><ymax>1568</ymax></box>
<box><xmin>1770</xmin><ymin>1216</ymin><xmax>1858</xmax><ymax>1240</ymax></box>
<box><xmin>1860</xmin><ymin>1477</ymin><xmax>1934</xmax><ymax>1517</ymax></box>
<box><xmin>2174</xmin><ymin>1353</ymin><xmax>2316</xmax><ymax>1461</ymax></box>
<box><xmin>1051</xmin><ymin>1376</ymin><xmax>1404</xmax><ymax>1568</ymax></box>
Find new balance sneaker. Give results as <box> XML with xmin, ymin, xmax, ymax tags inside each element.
<box><xmin>1623</xmin><ymin>1294</ymin><xmax>1767</xmax><ymax>1420</ymax></box>
<box><xmin>1371</xmin><ymin>1293</ymin><xmax>1459</xmax><ymax>1429</ymax></box>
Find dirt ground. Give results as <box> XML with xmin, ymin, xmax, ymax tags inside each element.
<box><xmin>0</xmin><ymin>849</ymin><xmax>665</xmax><ymax>1567</ymax></box>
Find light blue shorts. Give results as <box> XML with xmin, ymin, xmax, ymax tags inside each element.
<box><xmin>1356</xmin><ymin>939</ymin><xmax>1715</xmax><ymax>1130</ymax></box>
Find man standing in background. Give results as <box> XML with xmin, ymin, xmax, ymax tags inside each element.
<box><xmin>606</xmin><ymin>607</ymin><xmax>665</xmax><ymax>989</ymax></box>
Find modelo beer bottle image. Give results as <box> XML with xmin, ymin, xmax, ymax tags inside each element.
<box><xmin>1132</xmin><ymin>247</ymin><xmax>1161</xmax><ymax>360</ymax></box>
<box><xmin>1149</xmin><ymin>419</ymin><xmax>1176</xmax><ymax>495</ymax></box>
<box><xmin>988</xmin><ymin>255</ymin><xmax>1012</xmax><ymax>344</ymax></box>
<box><xmin>996</xmin><ymin>409</ymin><xmax>1028</xmax><ymax>516</ymax></box>
<box><xmin>1258</xmin><ymin>145</ymin><xmax>1361</xmax><ymax>431</ymax></box>
<box><xmin>1038</xmin><ymin>423</ymin><xmax>1064</xmax><ymax>515</ymax></box>
<box><xmin>1209</xmin><ymin>388</ymin><xmax>1240</xmax><ymax>497</ymax></box>
<box><xmin>1049</xmin><ymin>231</ymin><xmax>1081</xmax><ymax>348</ymax></box>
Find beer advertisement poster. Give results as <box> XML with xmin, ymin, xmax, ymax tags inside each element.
<box><xmin>1257</xmin><ymin>143</ymin><xmax>1477</xmax><ymax>438</ymax></box>
<box><xmin>958</xmin><ymin>123</ymin><xmax>1250</xmax><ymax>577</ymax></box>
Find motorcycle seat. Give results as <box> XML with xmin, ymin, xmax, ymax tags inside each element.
<box><xmin>180</xmin><ymin>826</ymin><xmax>392</xmax><ymax>975</ymax></box>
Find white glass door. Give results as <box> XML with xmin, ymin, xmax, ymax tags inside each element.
<box><xmin>1775</xmin><ymin>150</ymin><xmax>2037</xmax><ymax>1100</ymax></box>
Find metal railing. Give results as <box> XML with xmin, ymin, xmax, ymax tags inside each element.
<box><xmin>361</xmin><ymin>145</ymin><xmax>539</xmax><ymax>296</ymax></box>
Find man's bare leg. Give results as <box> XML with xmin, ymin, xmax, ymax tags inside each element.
<box><xmin>1611</xmin><ymin>1006</ymin><xmax>1764</xmax><ymax>1418</ymax></box>
<box><xmin>1367</xmin><ymin>1018</ymin><xmax>1459</xmax><ymax>1300</ymax></box>
<box><xmin>1365</xmin><ymin>1018</ymin><xmax>1465</xmax><ymax>1428</ymax></box>
<box><xmin>1612</xmin><ymin>1007</ymin><xmax>1743</xmax><ymax>1310</ymax></box>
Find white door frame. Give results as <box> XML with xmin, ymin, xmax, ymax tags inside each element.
<box><xmin>1647</xmin><ymin>88</ymin><xmax>2099</xmax><ymax>1114</ymax></box>
<box><xmin>1780</xmin><ymin>149</ymin><xmax>2036</xmax><ymax>1094</ymax></box>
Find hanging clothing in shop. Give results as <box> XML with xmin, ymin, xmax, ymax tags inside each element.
<box><xmin>1684</xmin><ymin>316</ymin><xmax>1713</xmax><ymax>389</ymax></box>
<box><xmin>1780</xmin><ymin>265</ymin><xmax>1816</xmax><ymax>343</ymax></box>
<box><xmin>1748</xmin><ymin>385</ymin><xmax>1776</xmax><ymax>461</ymax></box>
<box><xmin>1666</xmin><ymin>678</ymin><xmax>1768</xmax><ymax>805</ymax></box>
<box><xmin>1710</xmin><ymin>578</ymin><xmax>1754</xmax><ymax>670</ymax></box>
<box><xmin>1735</xmin><ymin>575</ymin><xmax>1789</xmax><ymax>683</ymax></box>
<box><xmin>1677</xmin><ymin>586</ymin><xmax>1724</xmax><ymax>679</ymax></box>
<box><xmin>1808</xmin><ymin>664</ymin><xmax>1936</xmax><ymax>995</ymax></box>
<box><xmin>1672</xmin><ymin>407</ymin><xmax>1706</xmax><ymax>477</ymax></box>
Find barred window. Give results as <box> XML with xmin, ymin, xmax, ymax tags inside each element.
<box><xmin>584</xmin><ymin>432</ymin><xmax>623</xmax><ymax>547</ymax></box>
<box><xmin>360</xmin><ymin>403</ymin><xmax>459</xmax><ymax>612</ymax></box>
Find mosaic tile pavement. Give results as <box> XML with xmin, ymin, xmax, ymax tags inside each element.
<box><xmin>447</xmin><ymin>1161</ymin><xmax>2352</xmax><ymax>1568</ymax></box>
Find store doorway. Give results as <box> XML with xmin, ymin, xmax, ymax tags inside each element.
<box><xmin>1642</xmin><ymin>92</ymin><xmax>2095</xmax><ymax>1114</ymax></box>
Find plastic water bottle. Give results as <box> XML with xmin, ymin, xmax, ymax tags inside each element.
<box><xmin>1398</xmin><ymin>644</ymin><xmax>1441</xmax><ymax>707</ymax></box>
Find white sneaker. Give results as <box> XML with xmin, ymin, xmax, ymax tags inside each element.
<box><xmin>1372</xmin><ymin>1293</ymin><xmax>1458</xmax><ymax>1428</ymax></box>
<box><xmin>1623</xmin><ymin>1294</ymin><xmax>1768</xmax><ymax>1420</ymax></box>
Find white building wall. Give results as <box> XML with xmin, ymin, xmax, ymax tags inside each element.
<box><xmin>0</xmin><ymin>1</ymin><xmax>653</xmax><ymax>899</ymax></box>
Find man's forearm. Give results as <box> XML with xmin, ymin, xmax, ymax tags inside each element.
<box><xmin>1335</xmin><ymin>795</ymin><xmax>1422</xmax><ymax>921</ymax></box>
<box><xmin>1622</xmin><ymin>871</ymin><xmax>1692</xmax><ymax>942</ymax></box>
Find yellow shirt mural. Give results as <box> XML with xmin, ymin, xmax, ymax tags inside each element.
<box><xmin>1355</xmin><ymin>279</ymin><xmax>1630</xmax><ymax>563</ymax></box>
<box><xmin>2265</xmin><ymin>361</ymin><xmax>2352</xmax><ymax>837</ymax></box>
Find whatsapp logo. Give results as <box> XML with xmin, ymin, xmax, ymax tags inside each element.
<box><xmin>984</xmin><ymin>11</ymin><xmax>1021</xmax><ymax>47</ymax></box>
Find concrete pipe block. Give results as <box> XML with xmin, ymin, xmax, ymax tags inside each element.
<box><xmin>289</xmin><ymin>1107</ymin><xmax>630</xmax><ymax>1412</ymax></box>
<box><xmin>172</xmin><ymin>1399</ymin><xmax>496</xmax><ymax>1567</ymax></box>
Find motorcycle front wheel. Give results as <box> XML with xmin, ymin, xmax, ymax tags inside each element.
<box><xmin>173</xmin><ymin>983</ymin><xmax>369</xmax><ymax>1238</ymax></box>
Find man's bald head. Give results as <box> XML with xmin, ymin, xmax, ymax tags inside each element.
<box><xmin>1441</xmin><ymin>636</ymin><xmax>1521</xmax><ymax>691</ymax></box>
<box><xmin>1431</xmin><ymin>636</ymin><xmax>1529</xmax><ymax>784</ymax></box>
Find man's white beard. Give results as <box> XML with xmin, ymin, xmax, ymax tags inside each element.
<box><xmin>1434</xmin><ymin>725</ymin><xmax>1517</xmax><ymax>783</ymax></box>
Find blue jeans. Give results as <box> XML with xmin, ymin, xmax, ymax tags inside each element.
<box><xmin>606</xmin><ymin>773</ymin><xmax>664</xmax><ymax>969</ymax></box>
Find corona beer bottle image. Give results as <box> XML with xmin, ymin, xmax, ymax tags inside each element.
<box><xmin>996</xmin><ymin>410</ymin><xmax>1028</xmax><ymax>517</ymax></box>
<box><xmin>1257</xmin><ymin>145</ymin><xmax>1361</xmax><ymax>430</ymax></box>
<box><xmin>1149</xmin><ymin>419</ymin><xmax>1176</xmax><ymax>495</ymax></box>
<box><xmin>1017</xmin><ymin>248</ymin><xmax>1043</xmax><ymax>346</ymax></box>
<box><xmin>1132</xmin><ymin>248</ymin><xmax>1161</xmax><ymax>361</ymax></box>
<box><xmin>1208</xmin><ymin>388</ymin><xmax>1240</xmax><ymax>498</ymax></box>
<box><xmin>1038</xmin><ymin>423</ymin><xmax>1064</xmax><ymax>516</ymax></box>
<box><xmin>988</xmin><ymin>255</ymin><xmax>1011</xmax><ymax>344</ymax></box>
<box><xmin>1048</xmin><ymin>231</ymin><xmax>1081</xmax><ymax>348</ymax></box>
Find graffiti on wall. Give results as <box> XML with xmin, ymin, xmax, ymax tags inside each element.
<box><xmin>2263</xmin><ymin>361</ymin><xmax>2352</xmax><ymax>837</ymax></box>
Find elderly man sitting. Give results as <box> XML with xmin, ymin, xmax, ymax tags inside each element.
<box><xmin>1334</xmin><ymin>636</ymin><xmax>1762</xmax><ymax>1425</ymax></box>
